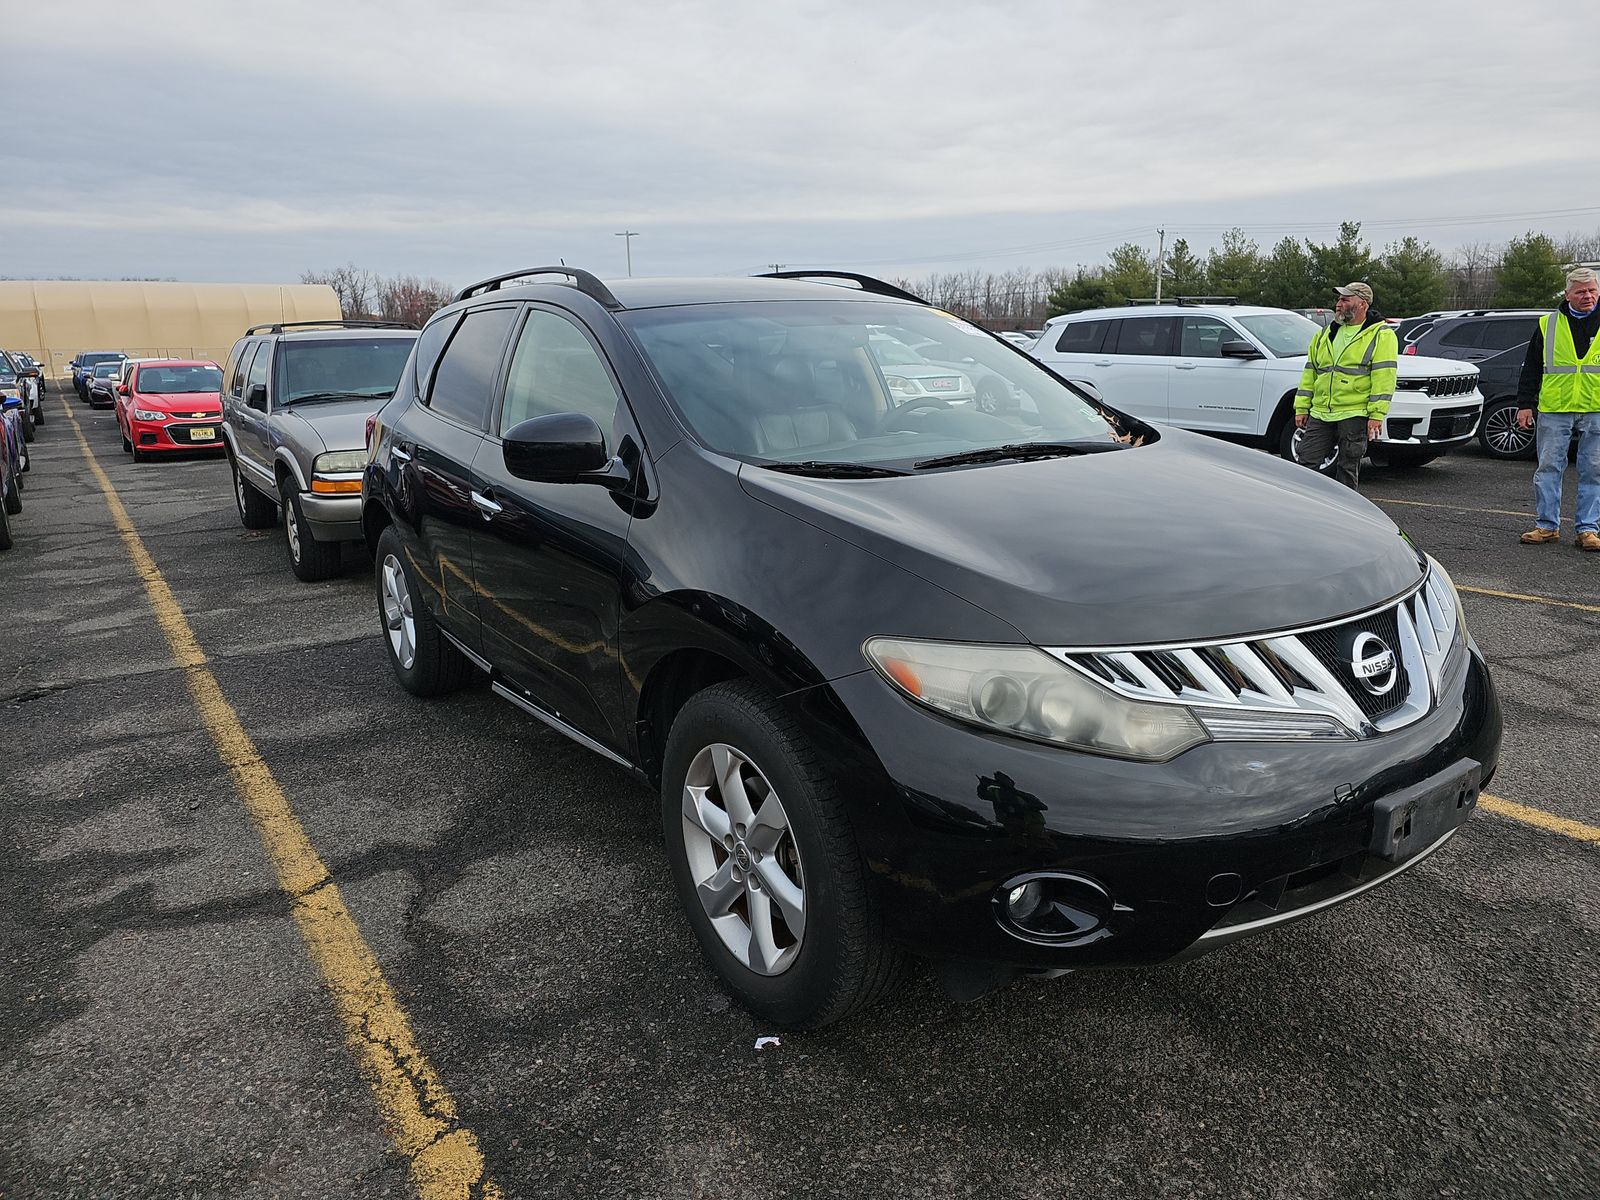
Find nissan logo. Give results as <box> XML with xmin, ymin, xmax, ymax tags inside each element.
<box><xmin>1349</xmin><ymin>632</ymin><xmax>1398</xmax><ymax>696</ymax></box>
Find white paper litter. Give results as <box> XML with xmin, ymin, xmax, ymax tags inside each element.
<box><xmin>754</xmin><ymin>1036</ymin><xmax>782</xmax><ymax>1051</ymax></box>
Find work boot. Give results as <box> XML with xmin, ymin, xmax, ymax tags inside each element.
<box><xmin>1578</xmin><ymin>531</ymin><xmax>1600</xmax><ymax>551</ymax></box>
<box><xmin>1520</xmin><ymin>527</ymin><xmax>1561</xmax><ymax>544</ymax></box>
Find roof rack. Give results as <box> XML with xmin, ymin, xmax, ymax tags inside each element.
<box><xmin>453</xmin><ymin>266</ymin><xmax>622</xmax><ymax>309</ymax></box>
<box><xmin>245</xmin><ymin>319</ymin><xmax>416</xmax><ymax>335</ymax></box>
<box><xmin>754</xmin><ymin>270</ymin><xmax>929</xmax><ymax>305</ymax></box>
<box><xmin>1125</xmin><ymin>296</ymin><xmax>1239</xmax><ymax>307</ymax></box>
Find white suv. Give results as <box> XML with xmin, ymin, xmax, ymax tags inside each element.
<box><xmin>1029</xmin><ymin>304</ymin><xmax>1482</xmax><ymax>468</ymax></box>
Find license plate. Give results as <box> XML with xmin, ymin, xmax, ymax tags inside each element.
<box><xmin>1368</xmin><ymin>759</ymin><xmax>1481</xmax><ymax>862</ymax></box>
<box><xmin>189</xmin><ymin>427</ymin><xmax>216</xmax><ymax>441</ymax></box>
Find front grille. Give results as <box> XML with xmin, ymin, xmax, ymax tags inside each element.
<box><xmin>1297</xmin><ymin>606</ymin><xmax>1408</xmax><ymax>720</ymax></box>
<box><xmin>1051</xmin><ymin>567</ymin><xmax>1461</xmax><ymax>737</ymax></box>
<box><xmin>924</xmin><ymin>377</ymin><xmax>961</xmax><ymax>392</ymax></box>
<box><xmin>1398</xmin><ymin>373</ymin><xmax>1478</xmax><ymax>397</ymax></box>
<box><xmin>166</xmin><ymin>423</ymin><xmax>221</xmax><ymax>446</ymax></box>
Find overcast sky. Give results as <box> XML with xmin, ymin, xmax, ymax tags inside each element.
<box><xmin>5</xmin><ymin>1</ymin><xmax>1595</xmax><ymax>288</ymax></box>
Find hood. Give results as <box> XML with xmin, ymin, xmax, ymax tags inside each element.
<box><xmin>138</xmin><ymin>390</ymin><xmax>222</xmax><ymax>411</ymax></box>
<box><xmin>1398</xmin><ymin>355</ymin><xmax>1477</xmax><ymax>377</ymax></box>
<box><xmin>738</xmin><ymin>429</ymin><xmax>1423</xmax><ymax>647</ymax></box>
<box><xmin>279</xmin><ymin>397</ymin><xmax>386</xmax><ymax>455</ymax></box>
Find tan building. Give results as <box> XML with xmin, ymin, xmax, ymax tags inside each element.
<box><xmin>0</xmin><ymin>280</ymin><xmax>341</xmax><ymax>381</ymax></box>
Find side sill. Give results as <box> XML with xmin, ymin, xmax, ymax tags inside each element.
<box><xmin>490</xmin><ymin>680</ymin><xmax>643</xmax><ymax>779</ymax></box>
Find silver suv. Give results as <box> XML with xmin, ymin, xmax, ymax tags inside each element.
<box><xmin>221</xmin><ymin>321</ymin><xmax>417</xmax><ymax>581</ymax></box>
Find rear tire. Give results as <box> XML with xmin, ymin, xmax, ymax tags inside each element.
<box><xmin>4</xmin><ymin>473</ymin><xmax>21</xmax><ymax>515</ymax></box>
<box><xmin>231</xmin><ymin>454</ymin><xmax>278</xmax><ymax>529</ymax></box>
<box><xmin>661</xmin><ymin>679</ymin><xmax>904</xmax><ymax>1029</ymax></box>
<box><xmin>374</xmin><ymin>525</ymin><xmax>472</xmax><ymax>696</ymax></box>
<box><xmin>0</xmin><ymin>488</ymin><xmax>12</xmax><ymax>550</ymax></box>
<box><xmin>1477</xmin><ymin>398</ymin><xmax>1535</xmax><ymax>461</ymax></box>
<box><xmin>280</xmin><ymin>479</ymin><xmax>342</xmax><ymax>582</ymax></box>
<box><xmin>20</xmin><ymin>411</ymin><xmax>34</xmax><ymax>443</ymax></box>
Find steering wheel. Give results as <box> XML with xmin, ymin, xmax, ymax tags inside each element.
<box><xmin>879</xmin><ymin>395</ymin><xmax>958</xmax><ymax>432</ymax></box>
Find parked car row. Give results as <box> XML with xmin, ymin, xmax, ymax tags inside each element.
<box><xmin>0</xmin><ymin>347</ymin><xmax>47</xmax><ymax>552</ymax></box>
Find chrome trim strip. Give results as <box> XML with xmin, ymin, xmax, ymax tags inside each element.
<box><xmin>438</xmin><ymin>627</ymin><xmax>492</xmax><ymax>673</ymax></box>
<box><xmin>1196</xmin><ymin>824</ymin><xmax>1461</xmax><ymax>944</ymax></box>
<box><xmin>491</xmin><ymin>681</ymin><xmax>635</xmax><ymax>771</ymax></box>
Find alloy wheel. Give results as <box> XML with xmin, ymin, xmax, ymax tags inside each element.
<box><xmin>1484</xmin><ymin>404</ymin><xmax>1534</xmax><ymax>457</ymax></box>
<box><xmin>681</xmin><ymin>743</ymin><xmax>806</xmax><ymax>976</ymax></box>
<box><xmin>380</xmin><ymin>553</ymin><xmax>417</xmax><ymax>670</ymax></box>
<box><xmin>284</xmin><ymin>496</ymin><xmax>302</xmax><ymax>562</ymax></box>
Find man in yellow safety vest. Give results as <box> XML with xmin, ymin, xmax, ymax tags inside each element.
<box><xmin>1516</xmin><ymin>266</ymin><xmax>1600</xmax><ymax>549</ymax></box>
<box><xmin>1293</xmin><ymin>282</ymin><xmax>1396</xmax><ymax>489</ymax></box>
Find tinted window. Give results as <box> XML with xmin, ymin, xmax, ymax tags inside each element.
<box><xmin>1055</xmin><ymin>320</ymin><xmax>1109</xmax><ymax>354</ymax></box>
<box><xmin>1109</xmin><ymin>316</ymin><xmax>1176</xmax><ymax>356</ymax></box>
<box><xmin>1437</xmin><ymin>322</ymin><xmax>1483</xmax><ymax>348</ymax></box>
<box><xmin>1480</xmin><ymin>318</ymin><xmax>1538</xmax><ymax>351</ymax></box>
<box><xmin>278</xmin><ymin>338</ymin><xmax>415</xmax><ymax>405</ymax></box>
<box><xmin>1179</xmin><ymin>316</ymin><xmax>1239</xmax><ymax>358</ymax></box>
<box><xmin>428</xmin><ymin>307</ymin><xmax>516</xmax><ymax>428</ymax></box>
<box><xmin>500</xmin><ymin>309</ymin><xmax>620</xmax><ymax>436</ymax></box>
<box><xmin>137</xmin><ymin>365</ymin><xmax>223</xmax><ymax>394</ymax></box>
<box><xmin>414</xmin><ymin>311</ymin><xmax>462</xmax><ymax>396</ymax></box>
<box><xmin>226</xmin><ymin>341</ymin><xmax>251</xmax><ymax>398</ymax></box>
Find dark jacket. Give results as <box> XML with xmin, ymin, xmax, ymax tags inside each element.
<box><xmin>1517</xmin><ymin>304</ymin><xmax>1600</xmax><ymax>410</ymax></box>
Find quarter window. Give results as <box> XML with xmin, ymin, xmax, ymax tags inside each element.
<box><xmin>1055</xmin><ymin>319</ymin><xmax>1110</xmax><ymax>354</ymax></box>
<box><xmin>428</xmin><ymin>306</ymin><xmax>516</xmax><ymax>429</ymax></box>
<box><xmin>499</xmin><ymin>310</ymin><xmax>620</xmax><ymax>437</ymax></box>
<box><xmin>414</xmin><ymin>311</ymin><xmax>462</xmax><ymax>397</ymax></box>
<box><xmin>1437</xmin><ymin>322</ymin><xmax>1483</xmax><ymax>348</ymax></box>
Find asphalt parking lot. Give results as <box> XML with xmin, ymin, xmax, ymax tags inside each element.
<box><xmin>3</xmin><ymin>392</ymin><xmax>1596</xmax><ymax>1200</ymax></box>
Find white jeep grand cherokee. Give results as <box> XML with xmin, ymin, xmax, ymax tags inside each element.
<box><xmin>1029</xmin><ymin>304</ymin><xmax>1481</xmax><ymax>468</ymax></box>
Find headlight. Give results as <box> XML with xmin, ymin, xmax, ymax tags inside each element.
<box><xmin>885</xmin><ymin>375</ymin><xmax>922</xmax><ymax>396</ymax></box>
<box><xmin>313</xmin><ymin>450</ymin><xmax>367</xmax><ymax>474</ymax></box>
<box><xmin>864</xmin><ymin>637</ymin><xmax>1209</xmax><ymax>762</ymax></box>
<box><xmin>133</xmin><ymin>408</ymin><xmax>167</xmax><ymax>421</ymax></box>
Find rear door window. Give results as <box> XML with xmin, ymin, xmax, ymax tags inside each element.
<box><xmin>414</xmin><ymin>311</ymin><xmax>463</xmax><ymax>397</ymax></box>
<box><xmin>1480</xmin><ymin>318</ymin><xmax>1539</xmax><ymax>351</ymax></box>
<box><xmin>427</xmin><ymin>306</ymin><xmax>516</xmax><ymax>429</ymax></box>
<box><xmin>1109</xmin><ymin>316</ymin><xmax>1176</xmax><ymax>356</ymax></box>
<box><xmin>1437</xmin><ymin>322</ymin><xmax>1483</xmax><ymax>348</ymax></box>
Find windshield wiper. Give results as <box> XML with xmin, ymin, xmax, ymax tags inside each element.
<box><xmin>285</xmin><ymin>389</ymin><xmax>394</xmax><ymax>406</ymax></box>
<box><xmin>912</xmin><ymin>440</ymin><xmax>1124</xmax><ymax>470</ymax></box>
<box><xmin>761</xmin><ymin>460</ymin><xmax>907</xmax><ymax>478</ymax></box>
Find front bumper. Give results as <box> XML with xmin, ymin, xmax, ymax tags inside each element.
<box><xmin>130</xmin><ymin>417</ymin><xmax>226</xmax><ymax>452</ymax></box>
<box><xmin>298</xmin><ymin>490</ymin><xmax>363</xmax><ymax>541</ymax></box>
<box><xmin>810</xmin><ymin>642</ymin><xmax>1500</xmax><ymax>971</ymax></box>
<box><xmin>1381</xmin><ymin>390</ymin><xmax>1482</xmax><ymax>447</ymax></box>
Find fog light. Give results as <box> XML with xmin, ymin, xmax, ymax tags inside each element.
<box><xmin>994</xmin><ymin>872</ymin><xmax>1113</xmax><ymax>943</ymax></box>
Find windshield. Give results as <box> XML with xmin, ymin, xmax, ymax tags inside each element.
<box><xmin>1235</xmin><ymin>313</ymin><xmax>1321</xmax><ymax>358</ymax></box>
<box><xmin>623</xmin><ymin>300</ymin><xmax>1128</xmax><ymax>469</ymax></box>
<box><xmin>93</xmin><ymin>364</ymin><xmax>121</xmax><ymax>378</ymax></box>
<box><xmin>138</xmin><ymin>365</ymin><xmax>222</xmax><ymax>394</ymax></box>
<box><xmin>84</xmin><ymin>353</ymin><xmax>124</xmax><ymax>367</ymax></box>
<box><xmin>278</xmin><ymin>338</ymin><xmax>416</xmax><ymax>404</ymax></box>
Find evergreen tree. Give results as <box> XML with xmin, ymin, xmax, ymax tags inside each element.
<box><xmin>1306</xmin><ymin>220</ymin><xmax>1375</xmax><ymax>300</ymax></box>
<box><xmin>1369</xmin><ymin>237</ymin><xmax>1448</xmax><ymax>316</ymax></box>
<box><xmin>1045</xmin><ymin>270</ymin><xmax>1122</xmax><ymax>315</ymax></box>
<box><xmin>1105</xmin><ymin>242</ymin><xmax>1155</xmax><ymax>300</ymax></box>
<box><xmin>1259</xmin><ymin>236</ymin><xmax>1315</xmax><ymax>309</ymax></box>
<box><xmin>1205</xmin><ymin>228</ymin><xmax>1263</xmax><ymax>302</ymax></box>
<box><xmin>1163</xmin><ymin>238</ymin><xmax>1206</xmax><ymax>299</ymax></box>
<box><xmin>1495</xmin><ymin>232</ymin><xmax>1565</xmax><ymax>307</ymax></box>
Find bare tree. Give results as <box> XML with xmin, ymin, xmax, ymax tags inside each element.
<box><xmin>301</xmin><ymin>264</ymin><xmax>378</xmax><ymax>319</ymax></box>
<box><xmin>378</xmin><ymin>274</ymin><xmax>454</xmax><ymax>327</ymax></box>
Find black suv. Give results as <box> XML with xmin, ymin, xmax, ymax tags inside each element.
<box><xmin>1402</xmin><ymin>310</ymin><xmax>1543</xmax><ymax>363</ymax></box>
<box><xmin>363</xmin><ymin>267</ymin><xmax>1501</xmax><ymax>1028</ymax></box>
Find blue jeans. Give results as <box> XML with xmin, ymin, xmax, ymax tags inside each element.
<box><xmin>1533</xmin><ymin>411</ymin><xmax>1600</xmax><ymax>533</ymax></box>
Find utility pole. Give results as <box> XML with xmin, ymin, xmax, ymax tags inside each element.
<box><xmin>615</xmin><ymin>230</ymin><xmax>639</xmax><ymax>277</ymax></box>
<box><xmin>1154</xmin><ymin>227</ymin><xmax>1166</xmax><ymax>304</ymax></box>
<box><xmin>768</xmin><ymin>263</ymin><xmax>786</xmax><ymax>273</ymax></box>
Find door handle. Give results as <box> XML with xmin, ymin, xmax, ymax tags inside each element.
<box><xmin>470</xmin><ymin>489</ymin><xmax>503</xmax><ymax>518</ymax></box>
<box><xmin>1093</xmin><ymin>360</ymin><xmax>1113</xmax><ymax>367</ymax></box>
<box><xmin>391</xmin><ymin>444</ymin><xmax>413</xmax><ymax>463</ymax></box>
<box><xmin>1175</xmin><ymin>362</ymin><xmax>1197</xmax><ymax>370</ymax></box>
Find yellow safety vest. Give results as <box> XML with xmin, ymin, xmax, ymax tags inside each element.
<box><xmin>1295</xmin><ymin>321</ymin><xmax>1398</xmax><ymax>422</ymax></box>
<box><xmin>1536</xmin><ymin>311</ymin><xmax>1600</xmax><ymax>413</ymax></box>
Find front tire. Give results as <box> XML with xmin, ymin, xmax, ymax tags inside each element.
<box><xmin>374</xmin><ymin>525</ymin><xmax>472</xmax><ymax>696</ymax></box>
<box><xmin>661</xmin><ymin>679</ymin><xmax>903</xmax><ymax>1029</ymax></box>
<box><xmin>4</xmin><ymin>472</ymin><xmax>21</xmax><ymax>515</ymax></box>
<box><xmin>231</xmin><ymin>454</ymin><xmax>278</xmax><ymax>529</ymax></box>
<box><xmin>280</xmin><ymin>479</ymin><xmax>342</xmax><ymax>582</ymax></box>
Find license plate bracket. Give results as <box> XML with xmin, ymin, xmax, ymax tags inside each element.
<box><xmin>1368</xmin><ymin>759</ymin><xmax>1481</xmax><ymax>862</ymax></box>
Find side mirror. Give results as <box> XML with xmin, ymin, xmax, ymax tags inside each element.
<box><xmin>503</xmin><ymin>413</ymin><xmax>627</xmax><ymax>487</ymax></box>
<box><xmin>1220</xmin><ymin>340</ymin><xmax>1265</xmax><ymax>360</ymax></box>
<box><xmin>1</xmin><ymin>395</ymin><xmax>21</xmax><ymax>411</ymax></box>
<box><xmin>247</xmin><ymin>382</ymin><xmax>268</xmax><ymax>410</ymax></box>
<box><xmin>117</xmin><ymin>384</ymin><xmax>130</xmax><ymax>395</ymax></box>
<box><xmin>20</xmin><ymin>367</ymin><xmax>39</xmax><ymax>379</ymax></box>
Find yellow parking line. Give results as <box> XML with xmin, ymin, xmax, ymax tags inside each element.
<box><xmin>1480</xmin><ymin>794</ymin><xmax>1600</xmax><ymax>844</ymax></box>
<box><xmin>61</xmin><ymin>400</ymin><xmax>501</xmax><ymax>1200</ymax></box>
<box><xmin>1456</xmin><ymin>585</ymin><xmax>1600</xmax><ymax>615</ymax></box>
<box><xmin>1371</xmin><ymin>496</ymin><xmax>1532</xmax><ymax>519</ymax></box>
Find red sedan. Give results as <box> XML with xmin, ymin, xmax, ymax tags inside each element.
<box><xmin>116</xmin><ymin>361</ymin><xmax>225</xmax><ymax>462</ymax></box>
